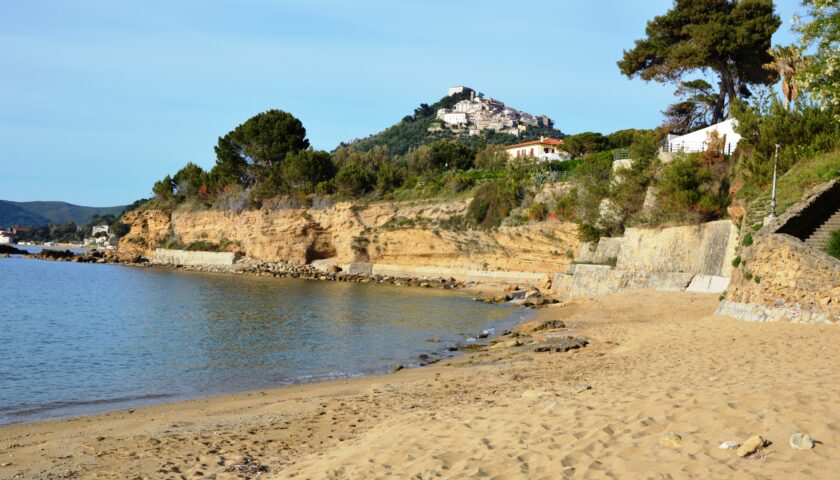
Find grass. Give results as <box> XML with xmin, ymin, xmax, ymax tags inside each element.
<box><xmin>772</xmin><ymin>149</ymin><xmax>840</xmax><ymax>216</ymax></box>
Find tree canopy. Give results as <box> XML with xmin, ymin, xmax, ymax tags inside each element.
<box><xmin>796</xmin><ymin>0</ymin><xmax>840</xmax><ymax>113</ymax></box>
<box><xmin>211</xmin><ymin>109</ymin><xmax>310</xmax><ymax>188</ymax></box>
<box><xmin>618</xmin><ymin>0</ymin><xmax>780</xmax><ymax>125</ymax></box>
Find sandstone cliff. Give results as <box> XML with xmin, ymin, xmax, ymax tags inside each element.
<box><xmin>119</xmin><ymin>199</ymin><xmax>579</xmax><ymax>274</ymax></box>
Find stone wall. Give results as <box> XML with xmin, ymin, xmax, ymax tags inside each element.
<box><xmin>556</xmin><ymin>220</ymin><xmax>738</xmax><ymax>298</ymax></box>
<box><xmin>718</xmin><ymin>233</ymin><xmax>840</xmax><ymax>324</ymax></box>
<box><xmin>616</xmin><ymin>220</ymin><xmax>738</xmax><ymax>276</ymax></box>
<box><xmin>563</xmin><ymin>265</ymin><xmax>694</xmax><ymax>298</ymax></box>
<box><xmin>153</xmin><ymin>248</ymin><xmax>240</xmax><ymax>267</ymax></box>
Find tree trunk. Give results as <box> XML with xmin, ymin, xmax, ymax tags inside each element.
<box><xmin>712</xmin><ymin>65</ymin><xmax>737</xmax><ymax>123</ymax></box>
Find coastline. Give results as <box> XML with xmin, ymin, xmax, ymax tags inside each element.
<box><xmin>4</xmin><ymin>289</ymin><xmax>840</xmax><ymax>479</ymax></box>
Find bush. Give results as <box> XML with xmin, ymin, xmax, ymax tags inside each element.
<box><xmin>467</xmin><ymin>179</ymin><xmax>523</xmax><ymax>228</ymax></box>
<box><xmin>527</xmin><ymin>202</ymin><xmax>548</xmax><ymax>221</ymax></box>
<box><xmin>742</xmin><ymin>233</ymin><xmax>753</xmax><ymax>247</ymax></box>
<box><xmin>827</xmin><ymin>229</ymin><xmax>840</xmax><ymax>260</ymax></box>
<box><xmin>732</xmin><ymin>255</ymin><xmax>742</xmax><ymax>268</ymax></box>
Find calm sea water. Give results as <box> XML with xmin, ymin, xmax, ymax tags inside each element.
<box><xmin>0</xmin><ymin>256</ymin><xmax>522</xmax><ymax>425</ymax></box>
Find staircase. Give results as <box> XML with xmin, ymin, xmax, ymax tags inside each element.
<box><xmin>805</xmin><ymin>207</ymin><xmax>840</xmax><ymax>250</ymax></box>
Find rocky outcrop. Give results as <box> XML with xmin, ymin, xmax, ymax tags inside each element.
<box><xmin>118</xmin><ymin>199</ymin><xmax>579</xmax><ymax>275</ymax></box>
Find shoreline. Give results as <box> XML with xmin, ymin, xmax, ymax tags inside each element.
<box><xmin>6</xmin><ymin>290</ymin><xmax>840</xmax><ymax>479</ymax></box>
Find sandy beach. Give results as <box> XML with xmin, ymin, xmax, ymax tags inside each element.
<box><xmin>2</xmin><ymin>290</ymin><xmax>839</xmax><ymax>479</ymax></box>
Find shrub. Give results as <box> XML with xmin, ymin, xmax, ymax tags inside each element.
<box><xmin>467</xmin><ymin>179</ymin><xmax>523</xmax><ymax>228</ymax></box>
<box><xmin>827</xmin><ymin>229</ymin><xmax>840</xmax><ymax>260</ymax></box>
<box><xmin>732</xmin><ymin>255</ymin><xmax>742</xmax><ymax>268</ymax></box>
<box><xmin>742</xmin><ymin>233</ymin><xmax>753</xmax><ymax>247</ymax></box>
<box><xmin>527</xmin><ymin>202</ymin><xmax>548</xmax><ymax>221</ymax></box>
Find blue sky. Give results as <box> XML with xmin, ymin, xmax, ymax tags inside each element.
<box><xmin>1</xmin><ymin>0</ymin><xmax>801</xmax><ymax>206</ymax></box>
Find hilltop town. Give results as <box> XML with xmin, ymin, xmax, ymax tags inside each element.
<box><xmin>430</xmin><ymin>86</ymin><xmax>554</xmax><ymax>137</ymax></box>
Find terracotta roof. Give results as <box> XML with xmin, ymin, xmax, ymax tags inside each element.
<box><xmin>505</xmin><ymin>138</ymin><xmax>564</xmax><ymax>149</ymax></box>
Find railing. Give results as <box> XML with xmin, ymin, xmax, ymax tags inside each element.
<box><xmin>660</xmin><ymin>140</ymin><xmax>734</xmax><ymax>155</ymax></box>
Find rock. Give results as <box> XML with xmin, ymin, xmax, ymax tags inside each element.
<box><xmin>574</xmin><ymin>385</ymin><xmax>592</xmax><ymax>393</ymax></box>
<box><xmin>532</xmin><ymin>319</ymin><xmax>566</xmax><ymax>331</ymax></box>
<box><xmin>503</xmin><ymin>285</ymin><xmax>520</xmax><ymax>293</ymax></box>
<box><xmin>390</xmin><ymin>364</ymin><xmax>404</xmax><ymax>373</ymax></box>
<box><xmin>736</xmin><ymin>435</ymin><xmax>767</xmax><ymax>457</ymax></box>
<box><xmin>789</xmin><ymin>432</ymin><xmax>814</xmax><ymax>450</ymax></box>
<box><xmin>660</xmin><ymin>432</ymin><xmax>682</xmax><ymax>448</ymax></box>
<box><xmin>489</xmin><ymin>339</ymin><xmax>521</xmax><ymax>349</ymax></box>
<box><xmin>524</xmin><ymin>289</ymin><xmax>541</xmax><ymax>299</ymax></box>
<box><xmin>530</xmin><ymin>335</ymin><xmax>589</xmax><ymax>353</ymax></box>
<box><xmin>508</xmin><ymin>298</ymin><xmax>528</xmax><ymax>306</ymax></box>
<box><xmin>719</xmin><ymin>441</ymin><xmax>740</xmax><ymax>449</ymax></box>
<box><xmin>505</xmin><ymin>290</ymin><xmax>527</xmax><ymax>301</ymax></box>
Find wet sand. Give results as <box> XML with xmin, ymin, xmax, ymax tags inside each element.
<box><xmin>2</xmin><ymin>290</ymin><xmax>839</xmax><ymax>479</ymax></box>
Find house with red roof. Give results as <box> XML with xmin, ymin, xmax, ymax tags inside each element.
<box><xmin>504</xmin><ymin>137</ymin><xmax>569</xmax><ymax>162</ymax></box>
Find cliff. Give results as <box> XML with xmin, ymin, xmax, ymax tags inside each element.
<box><xmin>119</xmin><ymin>198</ymin><xmax>579</xmax><ymax>275</ymax></box>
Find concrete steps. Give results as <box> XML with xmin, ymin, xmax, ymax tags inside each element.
<box><xmin>805</xmin><ymin>208</ymin><xmax>840</xmax><ymax>249</ymax></box>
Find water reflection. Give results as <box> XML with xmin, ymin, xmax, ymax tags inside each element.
<box><xmin>0</xmin><ymin>258</ymin><xmax>516</xmax><ymax>424</ymax></box>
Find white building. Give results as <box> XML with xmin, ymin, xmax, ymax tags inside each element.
<box><xmin>662</xmin><ymin>119</ymin><xmax>741</xmax><ymax>155</ymax></box>
<box><xmin>448</xmin><ymin>86</ymin><xmax>467</xmax><ymax>96</ymax></box>
<box><xmin>442</xmin><ymin>111</ymin><xmax>468</xmax><ymax>125</ymax></box>
<box><xmin>505</xmin><ymin>138</ymin><xmax>568</xmax><ymax>162</ymax></box>
<box><xmin>92</xmin><ymin>225</ymin><xmax>109</xmax><ymax>236</ymax></box>
<box><xmin>0</xmin><ymin>234</ymin><xmax>12</xmax><ymax>245</ymax></box>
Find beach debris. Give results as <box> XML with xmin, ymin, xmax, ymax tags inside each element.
<box><xmin>391</xmin><ymin>364</ymin><xmax>404</xmax><ymax>373</ymax></box>
<box><xmin>719</xmin><ymin>441</ymin><xmax>740</xmax><ymax>449</ymax></box>
<box><xmin>424</xmin><ymin>338</ymin><xmax>441</xmax><ymax>343</ymax></box>
<box><xmin>574</xmin><ymin>385</ymin><xmax>593</xmax><ymax>393</ymax></box>
<box><xmin>227</xmin><ymin>457</ymin><xmax>268</xmax><ymax>475</ymax></box>
<box><xmin>660</xmin><ymin>432</ymin><xmax>682</xmax><ymax>448</ymax></box>
<box><xmin>789</xmin><ymin>432</ymin><xmax>815</xmax><ymax>450</ymax></box>
<box><xmin>736</xmin><ymin>435</ymin><xmax>768</xmax><ymax>457</ymax></box>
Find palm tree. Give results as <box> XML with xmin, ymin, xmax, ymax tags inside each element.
<box><xmin>763</xmin><ymin>45</ymin><xmax>806</xmax><ymax>110</ymax></box>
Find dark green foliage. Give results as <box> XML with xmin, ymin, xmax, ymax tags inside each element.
<box><xmin>618</xmin><ymin>0</ymin><xmax>780</xmax><ymax>123</ymax></box>
<box><xmin>606</xmin><ymin>129</ymin><xmax>655</xmax><ymax>149</ymax></box>
<box><xmin>733</xmin><ymin>98</ymin><xmax>839</xmax><ymax>190</ymax></box>
<box><xmin>562</xmin><ymin>132</ymin><xmax>610</xmax><ymax>158</ymax></box>
<box><xmin>428</xmin><ymin>141</ymin><xmax>476</xmax><ymax>171</ymax></box>
<box><xmin>211</xmin><ymin>109</ymin><xmax>309</xmax><ymax>189</ymax></box>
<box><xmin>663</xmin><ymin>79</ymin><xmax>718</xmax><ymax>133</ymax></box>
<box><xmin>732</xmin><ymin>255</ymin><xmax>742</xmax><ymax>268</ymax></box>
<box><xmin>152</xmin><ymin>175</ymin><xmax>175</xmax><ymax>200</ymax></box>
<box><xmin>281</xmin><ymin>150</ymin><xmax>336</xmax><ymax>191</ymax></box>
<box><xmin>826</xmin><ymin>229</ymin><xmax>840</xmax><ymax>260</ymax></box>
<box><xmin>172</xmin><ymin>163</ymin><xmax>208</xmax><ymax>199</ymax></box>
<box><xmin>467</xmin><ymin>179</ymin><xmax>523</xmax><ymax>228</ymax></box>
<box><xmin>335</xmin><ymin>164</ymin><xmax>374</xmax><ymax>197</ymax></box>
<box><xmin>742</xmin><ymin>233</ymin><xmax>753</xmax><ymax>247</ymax></box>
<box><xmin>655</xmin><ymin>154</ymin><xmax>729</xmax><ymax>223</ymax></box>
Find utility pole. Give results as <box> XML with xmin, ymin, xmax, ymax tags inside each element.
<box><xmin>770</xmin><ymin>144</ymin><xmax>779</xmax><ymax>218</ymax></box>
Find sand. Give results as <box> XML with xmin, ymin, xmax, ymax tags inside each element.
<box><xmin>2</xmin><ymin>290</ymin><xmax>840</xmax><ymax>479</ymax></box>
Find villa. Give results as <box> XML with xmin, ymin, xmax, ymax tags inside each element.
<box><xmin>505</xmin><ymin>137</ymin><xmax>568</xmax><ymax>162</ymax></box>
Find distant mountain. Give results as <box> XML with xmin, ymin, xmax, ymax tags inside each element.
<box><xmin>339</xmin><ymin>87</ymin><xmax>566</xmax><ymax>156</ymax></box>
<box><xmin>0</xmin><ymin>200</ymin><xmax>127</xmax><ymax>228</ymax></box>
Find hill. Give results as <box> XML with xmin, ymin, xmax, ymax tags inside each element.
<box><xmin>0</xmin><ymin>200</ymin><xmax>127</xmax><ymax>227</ymax></box>
<box><xmin>339</xmin><ymin>87</ymin><xmax>566</xmax><ymax>156</ymax></box>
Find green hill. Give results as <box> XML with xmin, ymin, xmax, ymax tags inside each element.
<box><xmin>339</xmin><ymin>89</ymin><xmax>566</xmax><ymax>156</ymax></box>
<box><xmin>0</xmin><ymin>200</ymin><xmax>127</xmax><ymax>228</ymax></box>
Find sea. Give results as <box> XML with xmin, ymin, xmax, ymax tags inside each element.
<box><xmin>0</xmin><ymin>250</ymin><xmax>524</xmax><ymax>425</ymax></box>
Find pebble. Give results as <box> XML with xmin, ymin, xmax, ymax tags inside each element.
<box><xmin>574</xmin><ymin>385</ymin><xmax>592</xmax><ymax>393</ymax></box>
<box><xmin>719</xmin><ymin>441</ymin><xmax>740</xmax><ymax>449</ymax></box>
<box><xmin>736</xmin><ymin>435</ymin><xmax>767</xmax><ymax>457</ymax></box>
<box><xmin>789</xmin><ymin>432</ymin><xmax>815</xmax><ymax>450</ymax></box>
<box><xmin>660</xmin><ymin>432</ymin><xmax>682</xmax><ymax>448</ymax></box>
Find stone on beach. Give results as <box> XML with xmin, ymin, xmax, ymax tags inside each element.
<box><xmin>659</xmin><ymin>432</ymin><xmax>682</xmax><ymax>448</ymax></box>
<box><xmin>736</xmin><ymin>435</ymin><xmax>767</xmax><ymax>457</ymax></box>
<box><xmin>789</xmin><ymin>432</ymin><xmax>815</xmax><ymax>450</ymax></box>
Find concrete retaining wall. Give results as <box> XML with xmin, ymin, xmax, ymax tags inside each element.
<box><xmin>344</xmin><ymin>262</ymin><xmax>547</xmax><ymax>285</ymax></box>
<box><xmin>616</xmin><ymin>220</ymin><xmax>738</xmax><ymax>276</ymax></box>
<box><xmin>564</xmin><ymin>264</ymin><xmax>694</xmax><ymax>298</ymax></box>
<box><xmin>153</xmin><ymin>248</ymin><xmax>240</xmax><ymax>267</ymax></box>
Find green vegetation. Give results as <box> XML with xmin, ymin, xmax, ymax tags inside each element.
<box><xmin>618</xmin><ymin>0</ymin><xmax>780</xmax><ymax>126</ymax></box>
<box><xmin>828</xmin><ymin>229</ymin><xmax>840</xmax><ymax>260</ymax></box>
<box><xmin>742</xmin><ymin>233</ymin><xmax>753</xmax><ymax>247</ymax></box>
<box><xmin>732</xmin><ymin>255</ymin><xmax>742</xmax><ymax>268</ymax></box>
<box><xmin>467</xmin><ymin>179</ymin><xmax>524</xmax><ymax>228</ymax></box>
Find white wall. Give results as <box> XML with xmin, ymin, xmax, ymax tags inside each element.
<box><xmin>665</xmin><ymin>119</ymin><xmax>741</xmax><ymax>154</ymax></box>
